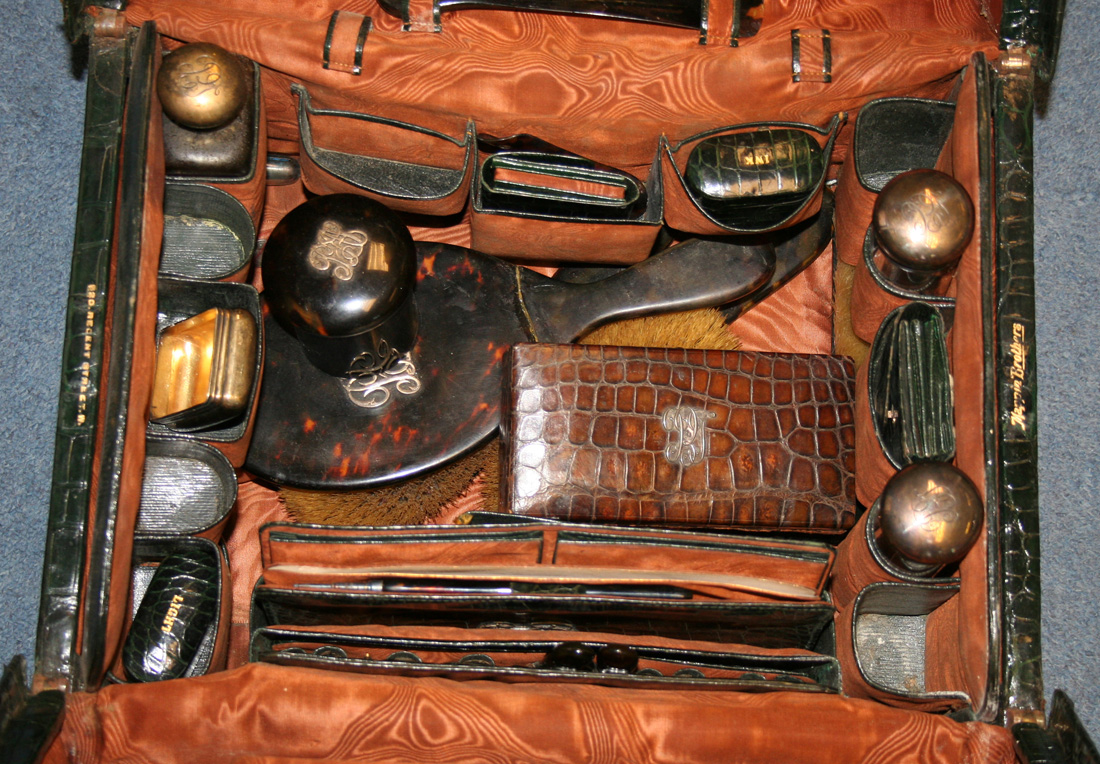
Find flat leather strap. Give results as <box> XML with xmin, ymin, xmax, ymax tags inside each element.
<box><xmin>792</xmin><ymin>29</ymin><xmax>832</xmax><ymax>83</ymax></box>
<box><xmin>323</xmin><ymin>11</ymin><xmax>373</xmax><ymax>75</ymax></box>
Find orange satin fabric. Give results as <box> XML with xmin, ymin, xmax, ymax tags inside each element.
<box><xmin>123</xmin><ymin>0</ymin><xmax>999</xmax><ymax>175</ymax></box>
<box><xmin>50</xmin><ymin>662</ymin><xmax>1017</xmax><ymax>764</ymax></box>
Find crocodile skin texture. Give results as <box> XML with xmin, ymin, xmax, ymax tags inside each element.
<box><xmin>503</xmin><ymin>344</ymin><xmax>856</xmax><ymax>531</ymax></box>
<box><xmin>683</xmin><ymin>129</ymin><xmax>825</xmax><ymax>230</ymax></box>
<box><xmin>1050</xmin><ymin>691</ymin><xmax>1100</xmax><ymax>764</ymax></box>
<box><xmin>122</xmin><ymin>544</ymin><xmax>220</xmax><ymax>682</ymax></box>
<box><xmin>994</xmin><ymin>62</ymin><xmax>1045</xmax><ymax>722</ymax></box>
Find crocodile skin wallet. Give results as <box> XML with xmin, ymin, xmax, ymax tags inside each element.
<box><xmin>502</xmin><ymin>344</ymin><xmax>857</xmax><ymax>531</ymax></box>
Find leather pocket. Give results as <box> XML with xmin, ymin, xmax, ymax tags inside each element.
<box><xmin>108</xmin><ymin>536</ymin><xmax>232</xmax><ymax>684</ymax></box>
<box><xmin>868</xmin><ymin>303</ymin><xmax>955</xmax><ymax>469</ymax></box>
<box><xmin>834</xmin><ymin>581</ymin><xmax>971</xmax><ymax>713</ymax></box>
<box><xmin>259</xmin><ymin>523</ymin><xmax>835</xmax><ymax>597</ymax></box>
<box><xmin>253</xmin><ymin>522</ymin><xmax>836</xmax><ymax>650</ymax></box>
<box><xmin>855</xmin><ymin>302</ymin><xmax>954</xmax><ymax>505</ymax></box>
<box><xmin>294</xmin><ymin>84</ymin><xmax>474</xmax><ymax>216</ymax></box>
<box><xmin>469</xmin><ymin>141</ymin><xmax>663</xmax><ymax>264</ymax></box>
<box><xmin>135</xmin><ymin>437</ymin><xmax>238</xmax><ymax>540</ymax></box>
<box><xmin>250</xmin><ymin>623</ymin><xmax>841</xmax><ymax>693</ymax></box>
<box><xmin>661</xmin><ymin>115</ymin><xmax>843</xmax><ymax>236</ymax></box>
<box><xmin>160</xmin><ymin>183</ymin><xmax>256</xmax><ymax>283</ymax></box>
<box><xmin>146</xmin><ymin>277</ymin><xmax>265</xmax><ymax>468</ymax></box>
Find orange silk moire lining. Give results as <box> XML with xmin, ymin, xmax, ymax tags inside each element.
<box><xmin>51</xmin><ymin>663</ymin><xmax>1017</xmax><ymax>764</ymax></box>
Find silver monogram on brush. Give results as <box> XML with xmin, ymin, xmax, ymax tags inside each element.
<box><xmin>342</xmin><ymin>344</ymin><xmax>422</xmax><ymax>409</ymax></box>
<box><xmin>661</xmin><ymin>405</ymin><xmax>716</xmax><ymax>467</ymax></box>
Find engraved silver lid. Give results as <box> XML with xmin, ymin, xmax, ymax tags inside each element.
<box><xmin>874</xmin><ymin>169</ymin><xmax>974</xmax><ymax>274</ymax></box>
<box><xmin>879</xmin><ymin>462</ymin><xmax>983</xmax><ymax>573</ymax></box>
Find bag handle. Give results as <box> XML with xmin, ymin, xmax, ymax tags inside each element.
<box><xmin>372</xmin><ymin>0</ymin><xmax>746</xmax><ymax>44</ymax></box>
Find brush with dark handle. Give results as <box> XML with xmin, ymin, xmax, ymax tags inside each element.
<box><xmin>518</xmin><ymin>237</ymin><xmax>772</xmax><ymax>342</ymax></box>
<box><xmin>247</xmin><ymin>194</ymin><xmax>773</xmax><ymax>489</ymax></box>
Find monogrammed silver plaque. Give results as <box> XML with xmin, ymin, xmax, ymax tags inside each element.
<box><xmin>308</xmin><ymin>220</ymin><xmax>369</xmax><ymax>281</ymax></box>
<box><xmin>341</xmin><ymin>349</ymin><xmax>422</xmax><ymax>409</ymax></box>
<box><xmin>661</xmin><ymin>405</ymin><xmax>716</xmax><ymax>467</ymax></box>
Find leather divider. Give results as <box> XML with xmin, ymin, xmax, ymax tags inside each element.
<box><xmin>833</xmin><ymin>147</ymin><xmax>875</xmax><ymax>267</ymax></box>
<box><xmin>105</xmin><ymin>536</ymin><xmax>232</xmax><ymax>684</ymax></box>
<box><xmin>225</xmin><ymin>483</ymin><xmax>293</xmax><ymax>669</ymax></box>
<box><xmin>854</xmin><ymin>350</ymin><xmax>896</xmax><ymax>507</ymax></box>
<box><xmin>257</xmin><ymin>522</ymin><xmax>836</xmax><ymax>597</ymax></box>
<box><xmin>834</xmin><ymin>581</ymin><xmax>971</xmax><ymax>713</ymax></box>
<box><xmin>249</xmin><ymin>623</ymin><xmax>842</xmax><ymax>692</ymax></box>
<box><xmin>659</xmin><ymin>114</ymin><xmax>843</xmax><ymax>236</ymax></box>
<box><xmin>48</xmin><ymin>662</ymin><xmax>1018</xmax><ymax>764</ymax></box>
<box><xmin>939</xmin><ymin>54</ymin><xmax>991</xmax><ymax>712</ymax></box>
<box><xmin>294</xmin><ymin>83</ymin><xmax>475</xmax><ymax>216</ymax></box>
<box><xmin>472</xmin><ymin>208</ymin><xmax>658</xmax><ymax>263</ymax></box>
<box><xmin>250</xmin><ymin>622</ymin><xmax>826</xmax><ymax>659</ymax></box>
<box><xmin>255</xmin><ymin>181</ymin><xmax>308</xmax><ymax>246</ymax></box>
<box><xmin>250</xmin><ymin>581</ymin><xmax>835</xmax><ymax>650</ymax></box>
<box><xmin>468</xmin><ymin>144</ymin><xmax>662</xmax><ymax>264</ymax></box>
<box><xmin>86</xmin><ymin>22</ymin><xmax>165</xmax><ymax>687</ymax></box>
<box><xmin>849</xmin><ymin>236</ymin><xmax>912</xmax><ymax>342</ymax></box>
<box><xmin>850</xmin><ymin>224</ymin><xmax>958</xmax><ymax>345</ymax></box>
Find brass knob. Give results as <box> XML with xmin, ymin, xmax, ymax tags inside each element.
<box><xmin>157</xmin><ymin>42</ymin><xmax>248</xmax><ymax>130</ymax></box>
<box><xmin>878</xmin><ymin>462</ymin><xmax>983</xmax><ymax>575</ymax></box>
<box><xmin>873</xmin><ymin>170</ymin><xmax>974</xmax><ymax>289</ymax></box>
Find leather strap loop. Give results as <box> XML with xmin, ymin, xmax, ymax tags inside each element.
<box><xmin>791</xmin><ymin>29</ymin><xmax>833</xmax><ymax>83</ymax></box>
<box><xmin>322</xmin><ymin>11</ymin><xmax>372</xmax><ymax>75</ymax></box>
<box><xmin>701</xmin><ymin>0</ymin><xmax>736</xmax><ymax>46</ymax></box>
<box><xmin>402</xmin><ymin>0</ymin><xmax>442</xmax><ymax>32</ymax></box>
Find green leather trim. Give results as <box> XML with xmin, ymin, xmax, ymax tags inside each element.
<box><xmin>76</xmin><ymin>21</ymin><xmax>158</xmax><ymax>692</ymax></box>
<box><xmin>1014</xmin><ymin>722</ymin><xmax>1073</xmax><ymax>764</ymax></box>
<box><xmin>1050</xmin><ymin>691</ymin><xmax>1100</xmax><ymax>764</ymax></box>
<box><xmin>999</xmin><ymin>0</ymin><xmax>1067</xmax><ymax>81</ymax></box>
<box><xmin>992</xmin><ymin>52</ymin><xmax>1045</xmax><ymax>721</ymax></box>
<box><xmin>34</xmin><ymin>30</ymin><xmax>129</xmax><ymax>692</ymax></box>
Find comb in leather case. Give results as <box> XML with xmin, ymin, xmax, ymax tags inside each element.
<box><xmin>502</xmin><ymin>344</ymin><xmax>857</xmax><ymax>531</ymax></box>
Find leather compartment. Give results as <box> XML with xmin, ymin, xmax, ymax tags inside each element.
<box><xmin>250</xmin><ymin>623</ymin><xmax>842</xmax><ymax>693</ymax></box>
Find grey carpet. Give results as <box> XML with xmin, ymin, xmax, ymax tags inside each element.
<box><xmin>1</xmin><ymin>0</ymin><xmax>1098</xmax><ymax>742</ymax></box>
